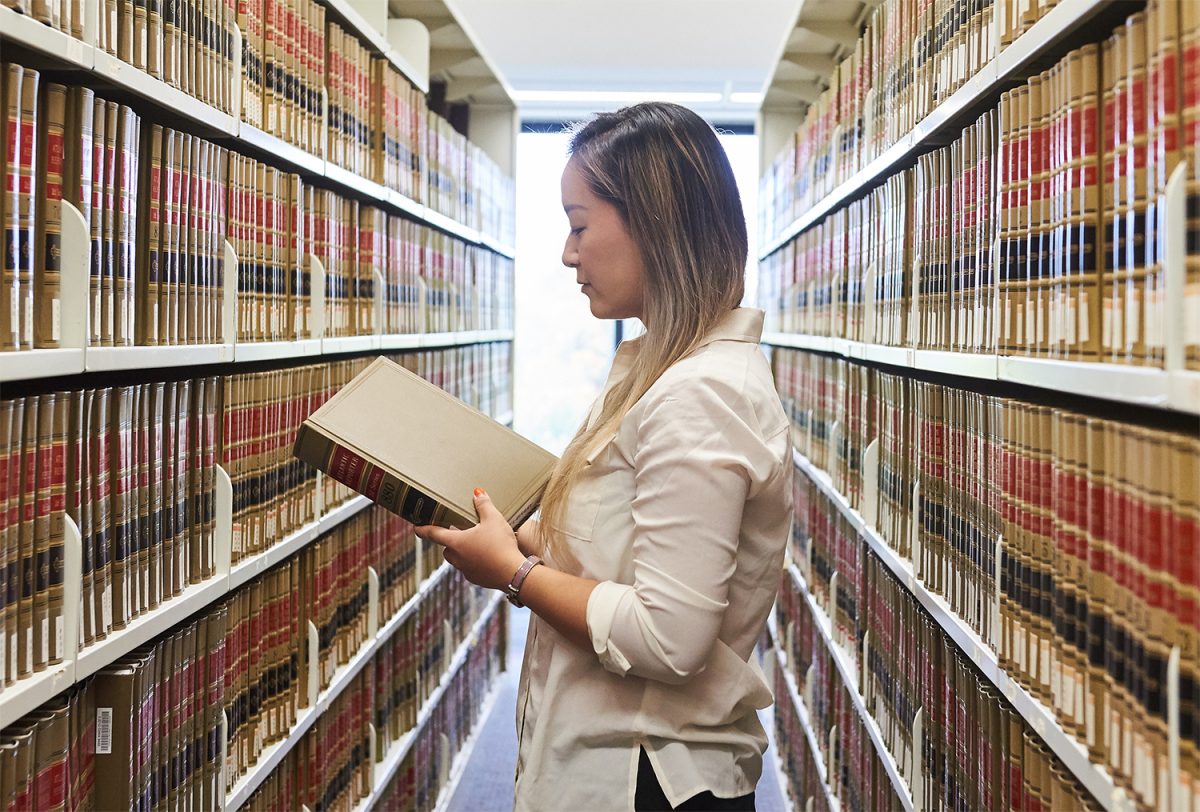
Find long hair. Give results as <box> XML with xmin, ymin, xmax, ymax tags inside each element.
<box><xmin>537</xmin><ymin>102</ymin><xmax>748</xmax><ymax>565</ymax></box>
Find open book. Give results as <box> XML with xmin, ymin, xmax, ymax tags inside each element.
<box><xmin>294</xmin><ymin>356</ymin><xmax>556</xmax><ymax>529</ymax></box>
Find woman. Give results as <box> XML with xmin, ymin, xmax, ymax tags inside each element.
<box><xmin>416</xmin><ymin>102</ymin><xmax>792</xmax><ymax>812</ymax></box>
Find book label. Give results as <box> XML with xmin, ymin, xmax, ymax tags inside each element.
<box><xmin>95</xmin><ymin>707</ymin><xmax>112</xmax><ymax>754</ymax></box>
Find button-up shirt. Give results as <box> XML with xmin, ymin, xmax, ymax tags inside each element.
<box><xmin>513</xmin><ymin>307</ymin><xmax>793</xmax><ymax>811</ymax></box>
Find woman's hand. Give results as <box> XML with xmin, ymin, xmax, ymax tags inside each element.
<box><xmin>415</xmin><ymin>488</ymin><xmax>528</xmax><ymax>591</ymax></box>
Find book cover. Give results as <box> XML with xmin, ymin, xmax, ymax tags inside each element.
<box><xmin>17</xmin><ymin>68</ymin><xmax>38</xmax><ymax>350</ymax></box>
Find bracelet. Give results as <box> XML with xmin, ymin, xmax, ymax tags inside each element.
<box><xmin>505</xmin><ymin>555</ymin><xmax>543</xmax><ymax>608</ymax></box>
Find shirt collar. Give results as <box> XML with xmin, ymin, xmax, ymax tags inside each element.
<box><xmin>614</xmin><ymin>307</ymin><xmax>764</xmax><ymax>362</ymax></box>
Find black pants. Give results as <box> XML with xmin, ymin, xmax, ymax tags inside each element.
<box><xmin>633</xmin><ymin>748</ymin><xmax>756</xmax><ymax>811</ymax></box>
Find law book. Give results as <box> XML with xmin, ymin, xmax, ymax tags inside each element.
<box><xmin>16</xmin><ymin>68</ymin><xmax>38</xmax><ymax>351</ymax></box>
<box><xmin>299</xmin><ymin>358</ymin><xmax>554</xmax><ymax>530</ymax></box>
<box><xmin>0</xmin><ymin>64</ymin><xmax>21</xmax><ymax>352</ymax></box>
<box><xmin>0</xmin><ymin>399</ymin><xmax>17</xmax><ymax>686</ymax></box>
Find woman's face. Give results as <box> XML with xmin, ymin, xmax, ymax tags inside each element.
<box><xmin>560</xmin><ymin>159</ymin><xmax>646</xmax><ymax>321</ymax></box>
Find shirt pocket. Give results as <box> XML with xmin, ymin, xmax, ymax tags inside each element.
<box><xmin>558</xmin><ymin>430</ymin><xmax>618</xmax><ymax>543</ymax></box>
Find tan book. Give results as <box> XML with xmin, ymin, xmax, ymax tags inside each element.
<box><xmin>17</xmin><ymin>396</ymin><xmax>38</xmax><ymax>677</ymax></box>
<box><xmin>0</xmin><ymin>64</ymin><xmax>21</xmax><ymax>352</ymax></box>
<box><xmin>295</xmin><ymin>356</ymin><xmax>553</xmax><ymax>530</ymax></box>
<box><xmin>15</xmin><ymin>69</ymin><xmax>39</xmax><ymax>351</ymax></box>
<box><xmin>0</xmin><ymin>399</ymin><xmax>17</xmax><ymax>685</ymax></box>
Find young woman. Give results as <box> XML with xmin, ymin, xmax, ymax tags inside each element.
<box><xmin>416</xmin><ymin>102</ymin><xmax>792</xmax><ymax>812</ymax></box>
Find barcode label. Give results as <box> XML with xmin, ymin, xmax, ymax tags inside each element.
<box><xmin>96</xmin><ymin>708</ymin><xmax>113</xmax><ymax>754</ymax></box>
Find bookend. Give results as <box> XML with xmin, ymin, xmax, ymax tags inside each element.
<box><xmin>910</xmin><ymin>706</ymin><xmax>924</xmax><ymax>812</ymax></box>
<box><xmin>310</xmin><ymin>255</ymin><xmax>328</xmax><ymax>341</ymax></box>
<box><xmin>222</xmin><ymin>240</ymin><xmax>238</xmax><ymax>344</ymax></box>
<box><xmin>861</xmin><ymin>438</ymin><xmax>879</xmax><ymax>529</ymax></box>
<box><xmin>367</xmin><ymin>565</ymin><xmax>381</xmax><ymax>639</ymax></box>
<box><xmin>306</xmin><ymin>619</ymin><xmax>320</xmax><ymax>709</ymax></box>
<box><xmin>219</xmin><ymin>710</ymin><xmax>230</xmax><ymax>812</ymax></box>
<box><xmin>215</xmin><ymin>465</ymin><xmax>233</xmax><ymax>577</ymax></box>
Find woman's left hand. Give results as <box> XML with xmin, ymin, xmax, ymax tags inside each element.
<box><xmin>415</xmin><ymin>488</ymin><xmax>528</xmax><ymax>590</ymax></box>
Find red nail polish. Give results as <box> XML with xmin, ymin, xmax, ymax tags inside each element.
<box><xmin>474</xmin><ymin>487</ymin><xmax>484</xmax><ymax>497</ymax></box>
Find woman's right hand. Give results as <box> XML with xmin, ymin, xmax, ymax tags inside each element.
<box><xmin>516</xmin><ymin>519</ymin><xmax>540</xmax><ymax>557</ymax></box>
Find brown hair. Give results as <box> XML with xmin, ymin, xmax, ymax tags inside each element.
<box><xmin>538</xmin><ymin>102</ymin><xmax>747</xmax><ymax>565</ymax></box>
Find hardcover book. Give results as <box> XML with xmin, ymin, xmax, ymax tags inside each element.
<box><xmin>294</xmin><ymin>356</ymin><xmax>554</xmax><ymax>529</ymax></box>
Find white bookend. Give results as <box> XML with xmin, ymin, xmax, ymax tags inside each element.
<box><xmin>367</xmin><ymin>566</ymin><xmax>380</xmax><ymax>639</ymax></box>
<box><xmin>387</xmin><ymin>20</ymin><xmax>430</xmax><ymax>90</ymax></box>
<box><xmin>222</xmin><ymin>240</ymin><xmax>238</xmax><ymax>344</ymax></box>
<box><xmin>307</xmin><ymin>619</ymin><xmax>320</xmax><ymax>709</ymax></box>
<box><xmin>372</xmin><ymin>268</ymin><xmax>385</xmax><ymax>336</ymax></box>
<box><xmin>911</xmin><ymin>707</ymin><xmax>924</xmax><ymax>812</ymax></box>
<box><xmin>804</xmin><ymin>663</ymin><xmax>815</xmax><ymax>714</ymax></box>
<box><xmin>443</xmin><ymin>618</ymin><xmax>454</xmax><ymax>674</ymax></box>
<box><xmin>1164</xmin><ymin>162</ymin><xmax>1187</xmax><ymax>373</ymax></box>
<box><xmin>861</xmin><ymin>629</ymin><xmax>871</xmax><ymax>698</ymax></box>
<box><xmin>310</xmin><ymin>255</ymin><xmax>327</xmax><ymax>340</ymax></box>
<box><xmin>60</xmin><ymin>202</ymin><xmax>88</xmax><ymax>349</ymax></box>
<box><xmin>62</xmin><ymin>515</ymin><xmax>82</xmax><ymax>666</ymax></box>
<box><xmin>219</xmin><ymin>710</ymin><xmax>230</xmax><ymax>812</ymax></box>
<box><xmin>828</xmin><ymin>420</ymin><xmax>842</xmax><ymax>478</ymax></box>
<box><xmin>862</xmin><ymin>438</ymin><xmax>880</xmax><ymax>529</ymax></box>
<box><xmin>827</xmin><ymin>724</ymin><xmax>837</xmax><ymax>783</ymax></box>
<box><xmin>367</xmin><ymin>722</ymin><xmax>378</xmax><ymax>786</ymax></box>
<box><xmin>828</xmin><ymin>571</ymin><xmax>840</xmax><ymax>656</ymax></box>
<box><xmin>215</xmin><ymin>465</ymin><xmax>233</xmax><ymax>577</ymax></box>
<box><xmin>439</xmin><ymin>731</ymin><xmax>452</xmax><ymax>790</ymax></box>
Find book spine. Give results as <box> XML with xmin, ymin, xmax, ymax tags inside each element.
<box><xmin>35</xmin><ymin>82</ymin><xmax>65</xmax><ymax>349</ymax></box>
<box><xmin>1</xmin><ymin>64</ymin><xmax>21</xmax><ymax>351</ymax></box>
<box><xmin>16</xmin><ymin>68</ymin><xmax>38</xmax><ymax>351</ymax></box>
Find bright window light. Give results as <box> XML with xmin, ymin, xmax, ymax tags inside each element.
<box><xmin>512</xmin><ymin>90</ymin><xmax>724</xmax><ymax>104</ymax></box>
<box><xmin>729</xmin><ymin>91</ymin><xmax>765</xmax><ymax>104</ymax></box>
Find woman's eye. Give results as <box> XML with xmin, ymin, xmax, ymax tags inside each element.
<box><xmin>569</xmin><ymin>226</ymin><xmax>585</xmax><ymax>236</ymax></box>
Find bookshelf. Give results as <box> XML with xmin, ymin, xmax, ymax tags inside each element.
<box><xmin>789</xmin><ymin>446</ymin><xmax>1131</xmax><ymax>811</ymax></box>
<box><xmin>760</xmin><ymin>1</ymin><xmax>1199</xmax><ymax>810</ymax></box>
<box><xmin>0</xmin><ymin>1</ymin><xmax>518</xmax><ymax>809</ymax></box>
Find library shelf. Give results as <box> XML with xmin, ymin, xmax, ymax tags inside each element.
<box><xmin>763</xmin><ymin>333</ymin><xmax>1200</xmax><ymax>416</ymax></box>
<box><xmin>430</xmin><ymin>679</ymin><xmax>504</xmax><ymax>812</ymax></box>
<box><xmin>238</xmin><ymin>122</ymin><xmax>327</xmax><ymax>177</ymax></box>
<box><xmin>758</xmin><ymin>0</ymin><xmax>1120</xmax><ymax>261</ymax></box>
<box><xmin>225</xmin><ymin>561</ymin><xmax>467</xmax><ymax>811</ymax></box>
<box><xmin>91</xmin><ymin>48</ymin><xmax>239</xmax><ymax>137</ymax></box>
<box><xmin>72</xmin><ymin>576</ymin><xmax>233</xmax><ymax>683</ymax></box>
<box><xmin>320</xmin><ymin>0</ymin><xmax>429</xmax><ymax>93</ymax></box>
<box><xmin>0</xmin><ymin>348</ymin><xmax>86</xmax><ymax>383</ymax></box>
<box><xmin>478</xmin><ymin>234</ymin><xmax>517</xmax><ymax>260</ymax></box>
<box><xmin>0</xmin><ymin>662</ymin><xmax>75</xmax><ymax>730</ymax></box>
<box><xmin>789</xmin><ymin>448</ymin><xmax>1130</xmax><ymax>812</ymax></box>
<box><xmin>84</xmin><ymin>343</ymin><xmax>235</xmax><ymax>372</ymax></box>
<box><xmin>226</xmin><ymin>495</ymin><xmax>372</xmax><ymax>592</ymax></box>
<box><xmin>322</xmin><ymin>335</ymin><xmax>382</xmax><ymax>355</ymax></box>
<box><xmin>783</xmin><ymin>562</ymin><xmax>915</xmax><ymax>812</ymax></box>
<box><xmin>769</xmin><ymin>638</ymin><xmax>841</xmax><ymax>812</ymax></box>
<box><xmin>0</xmin><ymin>12</ymin><xmax>514</xmax><ymax>257</ymax></box>
<box><xmin>362</xmin><ymin>593</ymin><xmax>505</xmax><ymax>812</ymax></box>
<box><xmin>0</xmin><ymin>7</ymin><xmax>92</xmax><ymax>67</ymax></box>
<box><xmin>231</xmin><ymin>339</ymin><xmax>325</xmax><ymax>363</ymax></box>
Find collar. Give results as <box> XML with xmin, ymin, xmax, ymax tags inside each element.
<box><xmin>614</xmin><ymin>307</ymin><xmax>764</xmax><ymax>360</ymax></box>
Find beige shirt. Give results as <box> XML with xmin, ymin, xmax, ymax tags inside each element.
<box><xmin>513</xmin><ymin>307</ymin><xmax>793</xmax><ymax>811</ymax></box>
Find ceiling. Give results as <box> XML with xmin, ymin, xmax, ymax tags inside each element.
<box><xmin>441</xmin><ymin>0</ymin><xmax>808</xmax><ymax>124</ymax></box>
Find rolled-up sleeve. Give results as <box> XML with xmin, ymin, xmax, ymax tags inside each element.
<box><xmin>586</xmin><ymin>374</ymin><xmax>770</xmax><ymax>685</ymax></box>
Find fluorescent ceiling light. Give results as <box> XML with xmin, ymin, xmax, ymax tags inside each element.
<box><xmin>729</xmin><ymin>91</ymin><xmax>764</xmax><ymax>104</ymax></box>
<box><xmin>512</xmin><ymin>90</ymin><xmax>724</xmax><ymax>104</ymax></box>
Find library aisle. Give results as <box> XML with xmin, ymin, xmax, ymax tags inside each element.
<box><xmin>446</xmin><ymin>607</ymin><xmax>792</xmax><ymax>812</ymax></box>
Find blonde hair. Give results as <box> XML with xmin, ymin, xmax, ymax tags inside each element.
<box><xmin>537</xmin><ymin>102</ymin><xmax>748</xmax><ymax>566</ymax></box>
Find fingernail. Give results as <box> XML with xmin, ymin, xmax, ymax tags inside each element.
<box><xmin>473</xmin><ymin>487</ymin><xmax>485</xmax><ymax>498</ymax></box>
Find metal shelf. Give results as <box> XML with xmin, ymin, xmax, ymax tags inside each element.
<box><xmin>783</xmin><ymin>563</ymin><xmax>915</xmax><ymax>812</ymax></box>
<box><xmin>770</xmin><ymin>639</ymin><xmax>841</xmax><ymax>812</ymax></box>
<box><xmin>0</xmin><ymin>348</ymin><xmax>86</xmax><ymax>383</ymax></box>
<box><xmin>790</xmin><ymin>448</ymin><xmax>1129</xmax><ymax>812</ymax></box>
<box><xmin>759</xmin><ymin>0</ymin><xmax>1121</xmax><ymax>260</ymax></box>
<box><xmin>763</xmin><ymin>333</ymin><xmax>1200</xmax><ymax>416</ymax></box>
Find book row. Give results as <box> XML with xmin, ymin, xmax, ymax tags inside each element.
<box><xmin>761</xmin><ymin>0</ymin><xmax>1200</xmax><ymax>369</ymax></box>
<box><xmin>0</xmin><ymin>528</ymin><xmax>493</xmax><ymax>811</ymax></box>
<box><xmin>0</xmin><ymin>381</ymin><xmax>220</xmax><ymax>680</ymax></box>
<box><xmin>777</xmin><ymin>552</ymin><xmax>1103</xmax><ymax>812</ymax></box>
<box><xmin>759</xmin><ymin>0</ymin><xmax>1067</xmax><ymax>242</ymax></box>
<box><xmin>770</xmin><ymin>665</ymin><xmax>835</xmax><ymax>812</ymax></box>
<box><xmin>244</xmin><ymin>604</ymin><xmax>503</xmax><ymax>812</ymax></box>
<box><xmin>0</xmin><ymin>342</ymin><xmax>509</xmax><ymax>694</ymax></box>
<box><xmin>773</xmin><ymin>346</ymin><xmax>1200</xmax><ymax>811</ymax></box>
<box><xmin>223</xmin><ymin>344</ymin><xmax>511</xmax><ymax>561</ymax></box>
<box><xmin>0</xmin><ymin>68</ymin><xmax>515</xmax><ymax>350</ymax></box>
<box><xmin>1</xmin><ymin>0</ymin><xmax>517</xmax><ymax>241</ymax></box>
<box><xmin>772</xmin><ymin>635</ymin><xmax>903</xmax><ymax>812</ymax></box>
